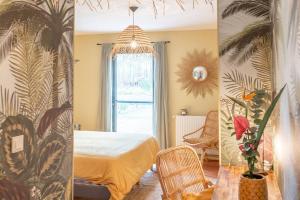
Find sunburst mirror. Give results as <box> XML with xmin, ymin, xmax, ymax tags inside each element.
<box><xmin>176</xmin><ymin>50</ymin><xmax>218</xmax><ymax>98</ymax></box>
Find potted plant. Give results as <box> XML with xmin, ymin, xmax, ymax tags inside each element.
<box><xmin>227</xmin><ymin>85</ymin><xmax>286</xmax><ymax>200</ymax></box>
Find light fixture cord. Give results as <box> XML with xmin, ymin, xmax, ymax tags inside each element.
<box><xmin>132</xmin><ymin>9</ymin><xmax>135</xmax><ymax>39</ymax></box>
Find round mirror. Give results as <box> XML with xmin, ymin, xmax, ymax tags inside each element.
<box><xmin>193</xmin><ymin>66</ymin><xmax>208</xmax><ymax>81</ymax></box>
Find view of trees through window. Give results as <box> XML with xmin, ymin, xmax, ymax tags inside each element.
<box><xmin>113</xmin><ymin>53</ymin><xmax>154</xmax><ymax>135</ymax></box>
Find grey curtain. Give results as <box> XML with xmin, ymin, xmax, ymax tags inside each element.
<box><xmin>97</xmin><ymin>43</ymin><xmax>113</xmax><ymax>131</ymax></box>
<box><xmin>153</xmin><ymin>42</ymin><xmax>169</xmax><ymax>149</ymax></box>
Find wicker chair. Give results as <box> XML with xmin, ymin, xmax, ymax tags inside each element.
<box><xmin>156</xmin><ymin>146</ymin><xmax>213</xmax><ymax>200</ymax></box>
<box><xmin>183</xmin><ymin>111</ymin><xmax>219</xmax><ymax>163</ymax></box>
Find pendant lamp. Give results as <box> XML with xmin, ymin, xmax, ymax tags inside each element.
<box><xmin>112</xmin><ymin>6</ymin><xmax>154</xmax><ymax>55</ymax></box>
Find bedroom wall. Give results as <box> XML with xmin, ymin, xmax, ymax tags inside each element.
<box><xmin>0</xmin><ymin>0</ymin><xmax>74</xmax><ymax>198</ymax></box>
<box><xmin>274</xmin><ymin>0</ymin><xmax>300</xmax><ymax>198</ymax></box>
<box><xmin>218</xmin><ymin>0</ymin><xmax>300</xmax><ymax>197</ymax></box>
<box><xmin>218</xmin><ymin>0</ymin><xmax>273</xmax><ymax>165</ymax></box>
<box><xmin>74</xmin><ymin>30</ymin><xmax>218</xmax><ymax>146</ymax></box>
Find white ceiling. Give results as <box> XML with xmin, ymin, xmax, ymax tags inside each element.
<box><xmin>75</xmin><ymin>0</ymin><xmax>217</xmax><ymax>34</ymax></box>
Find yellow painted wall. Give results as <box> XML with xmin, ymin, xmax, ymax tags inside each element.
<box><xmin>74</xmin><ymin>30</ymin><xmax>219</xmax><ymax>146</ymax></box>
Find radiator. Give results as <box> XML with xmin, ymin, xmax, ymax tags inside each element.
<box><xmin>175</xmin><ymin>115</ymin><xmax>206</xmax><ymax>146</ymax></box>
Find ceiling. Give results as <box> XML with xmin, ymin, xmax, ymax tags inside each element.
<box><xmin>75</xmin><ymin>0</ymin><xmax>217</xmax><ymax>34</ymax></box>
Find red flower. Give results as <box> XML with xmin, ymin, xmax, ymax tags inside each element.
<box><xmin>249</xmin><ymin>144</ymin><xmax>255</xmax><ymax>150</ymax></box>
<box><xmin>233</xmin><ymin>116</ymin><xmax>250</xmax><ymax>140</ymax></box>
<box><xmin>239</xmin><ymin>144</ymin><xmax>245</xmax><ymax>152</ymax></box>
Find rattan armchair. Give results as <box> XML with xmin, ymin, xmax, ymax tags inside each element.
<box><xmin>183</xmin><ymin>111</ymin><xmax>219</xmax><ymax>163</ymax></box>
<box><xmin>156</xmin><ymin>146</ymin><xmax>213</xmax><ymax>200</ymax></box>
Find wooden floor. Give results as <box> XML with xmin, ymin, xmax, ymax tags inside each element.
<box><xmin>124</xmin><ymin>160</ymin><xmax>219</xmax><ymax>200</ymax></box>
<box><xmin>212</xmin><ymin>166</ymin><xmax>282</xmax><ymax>200</ymax></box>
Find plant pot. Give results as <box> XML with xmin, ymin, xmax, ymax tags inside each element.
<box><xmin>239</xmin><ymin>173</ymin><xmax>268</xmax><ymax>200</ymax></box>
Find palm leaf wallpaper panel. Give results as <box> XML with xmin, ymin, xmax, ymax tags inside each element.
<box><xmin>218</xmin><ymin>0</ymin><xmax>273</xmax><ymax>165</ymax></box>
<box><xmin>0</xmin><ymin>0</ymin><xmax>74</xmax><ymax>199</ymax></box>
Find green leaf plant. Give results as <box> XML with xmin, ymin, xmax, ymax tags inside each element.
<box><xmin>227</xmin><ymin>84</ymin><xmax>286</xmax><ymax>178</ymax></box>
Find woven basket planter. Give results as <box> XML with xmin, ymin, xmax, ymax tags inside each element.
<box><xmin>239</xmin><ymin>174</ymin><xmax>268</xmax><ymax>200</ymax></box>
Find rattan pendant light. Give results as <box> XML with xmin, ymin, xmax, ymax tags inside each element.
<box><xmin>112</xmin><ymin>6</ymin><xmax>154</xmax><ymax>55</ymax></box>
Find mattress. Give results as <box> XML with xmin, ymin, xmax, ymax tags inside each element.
<box><xmin>74</xmin><ymin>131</ymin><xmax>159</xmax><ymax>200</ymax></box>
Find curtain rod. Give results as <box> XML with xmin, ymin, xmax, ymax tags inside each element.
<box><xmin>96</xmin><ymin>41</ymin><xmax>170</xmax><ymax>45</ymax></box>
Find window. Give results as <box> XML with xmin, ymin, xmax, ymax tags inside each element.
<box><xmin>112</xmin><ymin>53</ymin><xmax>154</xmax><ymax>135</ymax></box>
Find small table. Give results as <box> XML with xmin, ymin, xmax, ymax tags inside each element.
<box><xmin>212</xmin><ymin>166</ymin><xmax>282</xmax><ymax>200</ymax></box>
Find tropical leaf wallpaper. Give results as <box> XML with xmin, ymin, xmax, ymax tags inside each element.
<box><xmin>0</xmin><ymin>0</ymin><xmax>73</xmax><ymax>199</ymax></box>
<box><xmin>218</xmin><ymin>0</ymin><xmax>273</xmax><ymax>165</ymax></box>
<box><xmin>274</xmin><ymin>0</ymin><xmax>300</xmax><ymax>198</ymax></box>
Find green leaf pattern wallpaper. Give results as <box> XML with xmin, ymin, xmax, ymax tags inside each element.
<box><xmin>0</xmin><ymin>0</ymin><xmax>74</xmax><ymax>199</ymax></box>
<box><xmin>218</xmin><ymin>0</ymin><xmax>273</xmax><ymax>165</ymax></box>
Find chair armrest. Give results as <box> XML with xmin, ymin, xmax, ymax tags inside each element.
<box><xmin>183</xmin><ymin>126</ymin><xmax>204</xmax><ymax>140</ymax></box>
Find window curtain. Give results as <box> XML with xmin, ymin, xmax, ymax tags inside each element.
<box><xmin>97</xmin><ymin>43</ymin><xmax>113</xmax><ymax>131</ymax></box>
<box><xmin>153</xmin><ymin>42</ymin><xmax>169</xmax><ymax>149</ymax></box>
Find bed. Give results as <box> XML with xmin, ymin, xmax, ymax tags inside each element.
<box><xmin>74</xmin><ymin>131</ymin><xmax>160</xmax><ymax>200</ymax></box>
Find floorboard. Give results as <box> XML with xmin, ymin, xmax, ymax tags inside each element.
<box><xmin>124</xmin><ymin>160</ymin><xmax>219</xmax><ymax>200</ymax></box>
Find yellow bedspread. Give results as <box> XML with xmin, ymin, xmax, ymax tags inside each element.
<box><xmin>74</xmin><ymin>131</ymin><xmax>159</xmax><ymax>200</ymax></box>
